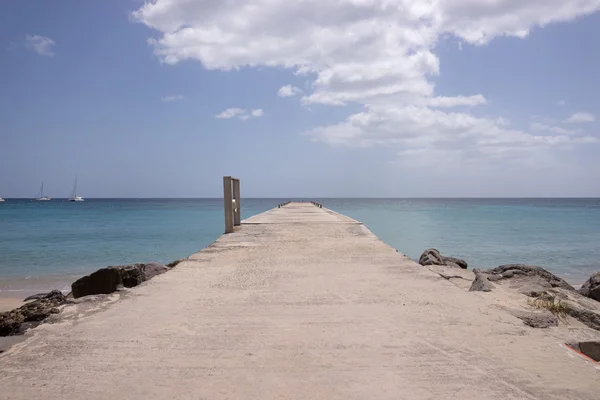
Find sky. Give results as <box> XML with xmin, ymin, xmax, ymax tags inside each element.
<box><xmin>1</xmin><ymin>0</ymin><xmax>599</xmax><ymax>198</ymax></box>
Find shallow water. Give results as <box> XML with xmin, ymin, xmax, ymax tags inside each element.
<box><xmin>1</xmin><ymin>198</ymin><xmax>599</xmax><ymax>294</ymax></box>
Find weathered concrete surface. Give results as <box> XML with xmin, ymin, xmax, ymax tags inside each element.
<box><xmin>0</xmin><ymin>203</ymin><xmax>599</xmax><ymax>399</ymax></box>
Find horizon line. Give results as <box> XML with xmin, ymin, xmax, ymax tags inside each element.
<box><xmin>2</xmin><ymin>197</ymin><xmax>600</xmax><ymax>200</ymax></box>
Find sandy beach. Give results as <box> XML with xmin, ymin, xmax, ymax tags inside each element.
<box><xmin>0</xmin><ymin>273</ymin><xmax>78</xmax><ymax>311</ymax></box>
<box><xmin>0</xmin><ymin>297</ymin><xmax>25</xmax><ymax>312</ymax></box>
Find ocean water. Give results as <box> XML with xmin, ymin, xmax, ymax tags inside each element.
<box><xmin>1</xmin><ymin>198</ymin><xmax>599</xmax><ymax>294</ymax></box>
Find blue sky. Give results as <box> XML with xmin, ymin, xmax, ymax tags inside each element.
<box><xmin>1</xmin><ymin>0</ymin><xmax>599</xmax><ymax>198</ymax></box>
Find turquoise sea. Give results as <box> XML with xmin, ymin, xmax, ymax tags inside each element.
<box><xmin>1</xmin><ymin>198</ymin><xmax>599</xmax><ymax>294</ymax></box>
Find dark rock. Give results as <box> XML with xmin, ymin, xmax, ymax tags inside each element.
<box><xmin>141</xmin><ymin>262</ymin><xmax>169</xmax><ymax>279</ymax></box>
<box><xmin>71</xmin><ymin>262</ymin><xmax>169</xmax><ymax>299</ymax></box>
<box><xmin>579</xmin><ymin>341</ymin><xmax>600</xmax><ymax>361</ymax></box>
<box><xmin>0</xmin><ymin>290</ymin><xmax>67</xmax><ymax>336</ymax></box>
<box><xmin>469</xmin><ymin>269</ymin><xmax>494</xmax><ymax>292</ymax></box>
<box><xmin>419</xmin><ymin>248</ymin><xmax>468</xmax><ymax>269</ymax></box>
<box><xmin>511</xmin><ymin>310</ymin><xmax>558</xmax><ymax>328</ymax></box>
<box><xmin>120</xmin><ymin>265</ymin><xmax>144</xmax><ymax>288</ymax></box>
<box><xmin>579</xmin><ymin>272</ymin><xmax>600</xmax><ymax>302</ymax></box>
<box><xmin>71</xmin><ymin>267</ymin><xmax>122</xmax><ymax>298</ymax></box>
<box><xmin>166</xmin><ymin>259</ymin><xmax>186</xmax><ymax>268</ymax></box>
<box><xmin>544</xmin><ymin>287</ymin><xmax>600</xmax><ymax>331</ymax></box>
<box><xmin>486</xmin><ymin>274</ymin><xmax>503</xmax><ymax>282</ymax></box>
<box><xmin>567</xmin><ymin>306</ymin><xmax>600</xmax><ymax>331</ymax></box>
<box><xmin>23</xmin><ymin>293</ymin><xmax>52</xmax><ymax>302</ymax></box>
<box><xmin>419</xmin><ymin>248</ymin><xmax>443</xmax><ymax>266</ymax></box>
<box><xmin>443</xmin><ymin>256</ymin><xmax>468</xmax><ymax>269</ymax></box>
<box><xmin>482</xmin><ymin>264</ymin><xmax>575</xmax><ymax>295</ymax></box>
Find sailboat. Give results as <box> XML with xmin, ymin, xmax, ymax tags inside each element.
<box><xmin>36</xmin><ymin>182</ymin><xmax>51</xmax><ymax>201</ymax></box>
<box><xmin>0</xmin><ymin>197</ymin><xmax>4</xmax><ymax>202</ymax></box>
<box><xmin>69</xmin><ymin>178</ymin><xmax>84</xmax><ymax>202</ymax></box>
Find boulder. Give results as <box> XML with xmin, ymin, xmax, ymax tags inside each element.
<box><xmin>443</xmin><ymin>256</ymin><xmax>468</xmax><ymax>269</ymax></box>
<box><xmin>419</xmin><ymin>248</ymin><xmax>443</xmax><ymax>266</ymax></box>
<box><xmin>479</xmin><ymin>265</ymin><xmax>600</xmax><ymax>331</ymax></box>
<box><xmin>166</xmin><ymin>259</ymin><xmax>186</xmax><ymax>269</ymax></box>
<box><xmin>469</xmin><ymin>269</ymin><xmax>494</xmax><ymax>292</ymax></box>
<box><xmin>419</xmin><ymin>249</ymin><xmax>468</xmax><ymax>269</ymax></box>
<box><xmin>0</xmin><ymin>290</ymin><xmax>67</xmax><ymax>336</ymax></box>
<box><xmin>483</xmin><ymin>264</ymin><xmax>575</xmax><ymax>296</ymax></box>
<box><xmin>579</xmin><ymin>272</ymin><xmax>600</xmax><ymax>302</ymax></box>
<box><xmin>71</xmin><ymin>267</ymin><xmax>122</xmax><ymax>298</ymax></box>
<box><xmin>120</xmin><ymin>265</ymin><xmax>145</xmax><ymax>288</ymax></box>
<box><xmin>71</xmin><ymin>262</ymin><xmax>169</xmax><ymax>299</ymax></box>
<box><xmin>545</xmin><ymin>287</ymin><xmax>600</xmax><ymax>331</ymax></box>
<box><xmin>23</xmin><ymin>293</ymin><xmax>54</xmax><ymax>301</ymax></box>
<box><xmin>141</xmin><ymin>262</ymin><xmax>169</xmax><ymax>279</ymax></box>
<box><xmin>510</xmin><ymin>310</ymin><xmax>558</xmax><ymax>328</ymax></box>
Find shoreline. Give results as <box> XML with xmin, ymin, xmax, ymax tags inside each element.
<box><xmin>0</xmin><ymin>273</ymin><xmax>86</xmax><ymax>300</ymax></box>
<box><xmin>0</xmin><ymin>298</ymin><xmax>26</xmax><ymax>313</ymax></box>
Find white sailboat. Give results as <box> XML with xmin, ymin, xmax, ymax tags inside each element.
<box><xmin>0</xmin><ymin>197</ymin><xmax>5</xmax><ymax>202</ymax></box>
<box><xmin>69</xmin><ymin>178</ymin><xmax>84</xmax><ymax>202</ymax></box>
<box><xmin>36</xmin><ymin>182</ymin><xmax>51</xmax><ymax>201</ymax></box>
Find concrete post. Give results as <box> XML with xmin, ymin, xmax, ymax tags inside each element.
<box><xmin>233</xmin><ymin>178</ymin><xmax>241</xmax><ymax>226</ymax></box>
<box><xmin>223</xmin><ymin>176</ymin><xmax>233</xmax><ymax>234</ymax></box>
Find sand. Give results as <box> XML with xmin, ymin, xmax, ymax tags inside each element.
<box><xmin>0</xmin><ymin>297</ymin><xmax>26</xmax><ymax>312</ymax></box>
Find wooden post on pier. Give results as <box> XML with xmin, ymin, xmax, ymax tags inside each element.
<box><xmin>223</xmin><ymin>176</ymin><xmax>241</xmax><ymax>234</ymax></box>
<box><xmin>233</xmin><ymin>178</ymin><xmax>241</xmax><ymax>227</ymax></box>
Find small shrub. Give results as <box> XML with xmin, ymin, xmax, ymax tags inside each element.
<box><xmin>527</xmin><ymin>291</ymin><xmax>570</xmax><ymax>322</ymax></box>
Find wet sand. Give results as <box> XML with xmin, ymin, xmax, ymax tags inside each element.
<box><xmin>0</xmin><ymin>297</ymin><xmax>26</xmax><ymax>312</ymax></box>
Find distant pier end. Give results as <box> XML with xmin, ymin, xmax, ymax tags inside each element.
<box><xmin>223</xmin><ymin>176</ymin><xmax>241</xmax><ymax>234</ymax></box>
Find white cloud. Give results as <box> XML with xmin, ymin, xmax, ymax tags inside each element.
<box><xmin>161</xmin><ymin>94</ymin><xmax>185</xmax><ymax>102</ymax></box>
<box><xmin>25</xmin><ymin>35</ymin><xmax>55</xmax><ymax>56</ymax></box>
<box><xmin>530</xmin><ymin>122</ymin><xmax>579</xmax><ymax>135</ymax></box>
<box><xmin>132</xmin><ymin>0</ymin><xmax>600</xmax><ymax>106</ymax></box>
<box><xmin>133</xmin><ymin>0</ymin><xmax>600</xmax><ymax>162</ymax></box>
<box><xmin>427</xmin><ymin>95</ymin><xmax>487</xmax><ymax>108</ymax></box>
<box><xmin>216</xmin><ymin>107</ymin><xmax>263</xmax><ymax>120</ymax></box>
<box><xmin>305</xmin><ymin>105</ymin><xmax>598</xmax><ymax>162</ymax></box>
<box><xmin>437</xmin><ymin>1</ymin><xmax>600</xmax><ymax>45</ymax></box>
<box><xmin>216</xmin><ymin>108</ymin><xmax>246</xmax><ymax>119</ymax></box>
<box><xmin>564</xmin><ymin>112</ymin><xmax>596</xmax><ymax>123</ymax></box>
<box><xmin>278</xmin><ymin>85</ymin><xmax>302</xmax><ymax>97</ymax></box>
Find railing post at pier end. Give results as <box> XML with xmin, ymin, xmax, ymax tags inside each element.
<box><xmin>223</xmin><ymin>176</ymin><xmax>241</xmax><ymax>234</ymax></box>
<box><xmin>233</xmin><ymin>178</ymin><xmax>241</xmax><ymax>227</ymax></box>
<box><xmin>223</xmin><ymin>176</ymin><xmax>234</xmax><ymax>234</ymax></box>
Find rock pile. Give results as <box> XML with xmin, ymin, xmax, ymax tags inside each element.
<box><xmin>419</xmin><ymin>248</ymin><xmax>468</xmax><ymax>269</ymax></box>
<box><xmin>467</xmin><ymin>264</ymin><xmax>600</xmax><ymax>331</ymax></box>
<box><xmin>1</xmin><ymin>259</ymin><xmax>185</xmax><ymax>336</ymax></box>
<box><xmin>469</xmin><ymin>269</ymin><xmax>494</xmax><ymax>292</ymax></box>
<box><xmin>483</xmin><ymin>264</ymin><xmax>575</xmax><ymax>296</ymax></box>
<box><xmin>71</xmin><ymin>262</ymin><xmax>170</xmax><ymax>298</ymax></box>
<box><xmin>0</xmin><ymin>290</ymin><xmax>67</xmax><ymax>336</ymax></box>
<box><xmin>579</xmin><ymin>272</ymin><xmax>600</xmax><ymax>302</ymax></box>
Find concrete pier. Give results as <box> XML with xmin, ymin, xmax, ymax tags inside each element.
<box><xmin>0</xmin><ymin>202</ymin><xmax>598</xmax><ymax>399</ymax></box>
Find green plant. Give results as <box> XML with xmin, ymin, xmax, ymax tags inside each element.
<box><xmin>527</xmin><ymin>291</ymin><xmax>570</xmax><ymax>322</ymax></box>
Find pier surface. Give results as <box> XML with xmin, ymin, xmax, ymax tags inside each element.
<box><xmin>0</xmin><ymin>202</ymin><xmax>597</xmax><ymax>399</ymax></box>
